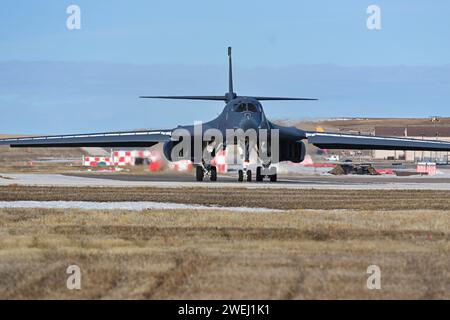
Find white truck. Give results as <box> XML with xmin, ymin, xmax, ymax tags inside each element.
<box><xmin>325</xmin><ymin>155</ymin><xmax>340</xmax><ymax>162</ymax></box>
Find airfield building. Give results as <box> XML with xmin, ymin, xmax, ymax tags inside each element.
<box><xmin>373</xmin><ymin>126</ymin><xmax>450</xmax><ymax>163</ymax></box>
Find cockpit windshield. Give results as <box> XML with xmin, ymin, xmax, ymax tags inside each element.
<box><xmin>233</xmin><ymin>102</ymin><xmax>260</xmax><ymax>112</ymax></box>
<box><xmin>247</xmin><ymin>103</ymin><xmax>258</xmax><ymax>112</ymax></box>
<box><xmin>234</xmin><ymin>103</ymin><xmax>246</xmax><ymax>112</ymax></box>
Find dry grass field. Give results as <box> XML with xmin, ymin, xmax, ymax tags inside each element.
<box><xmin>3</xmin><ymin>186</ymin><xmax>450</xmax><ymax>211</ymax></box>
<box><xmin>0</xmin><ymin>144</ymin><xmax>83</xmax><ymax>174</ymax></box>
<box><xmin>0</xmin><ymin>186</ymin><xmax>449</xmax><ymax>299</ymax></box>
<box><xmin>0</xmin><ymin>144</ymin><xmax>82</xmax><ymax>162</ymax></box>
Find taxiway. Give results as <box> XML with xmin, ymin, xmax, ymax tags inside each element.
<box><xmin>2</xmin><ymin>172</ymin><xmax>450</xmax><ymax>190</ymax></box>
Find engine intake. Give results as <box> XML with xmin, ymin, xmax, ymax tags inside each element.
<box><xmin>279</xmin><ymin>140</ymin><xmax>306</xmax><ymax>163</ymax></box>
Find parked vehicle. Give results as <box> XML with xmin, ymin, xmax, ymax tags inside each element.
<box><xmin>325</xmin><ymin>155</ymin><xmax>340</xmax><ymax>162</ymax></box>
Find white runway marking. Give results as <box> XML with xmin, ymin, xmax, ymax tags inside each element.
<box><xmin>0</xmin><ymin>201</ymin><xmax>279</xmax><ymax>212</ymax></box>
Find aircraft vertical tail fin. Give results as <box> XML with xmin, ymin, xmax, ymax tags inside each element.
<box><xmin>227</xmin><ymin>47</ymin><xmax>236</xmax><ymax>101</ymax></box>
<box><xmin>140</xmin><ymin>47</ymin><xmax>317</xmax><ymax>103</ymax></box>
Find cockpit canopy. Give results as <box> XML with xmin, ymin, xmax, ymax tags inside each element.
<box><xmin>233</xmin><ymin>101</ymin><xmax>261</xmax><ymax>113</ymax></box>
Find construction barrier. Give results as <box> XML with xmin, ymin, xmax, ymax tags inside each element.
<box><xmin>211</xmin><ymin>150</ymin><xmax>228</xmax><ymax>173</ymax></box>
<box><xmin>83</xmin><ymin>149</ymin><xmax>228</xmax><ymax>173</ymax></box>
<box><xmin>417</xmin><ymin>162</ymin><xmax>437</xmax><ymax>176</ymax></box>
<box><xmin>147</xmin><ymin>151</ymin><xmax>163</xmax><ymax>171</ymax></box>
<box><xmin>83</xmin><ymin>156</ymin><xmax>114</xmax><ymax>167</ymax></box>
<box><xmin>170</xmin><ymin>160</ymin><xmax>193</xmax><ymax>172</ymax></box>
<box><xmin>83</xmin><ymin>150</ymin><xmax>163</xmax><ymax>168</ymax></box>
<box><xmin>113</xmin><ymin>151</ymin><xmax>134</xmax><ymax>166</ymax></box>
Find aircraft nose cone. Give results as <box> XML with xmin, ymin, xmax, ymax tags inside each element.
<box><xmin>239</xmin><ymin>117</ymin><xmax>258</xmax><ymax>131</ymax></box>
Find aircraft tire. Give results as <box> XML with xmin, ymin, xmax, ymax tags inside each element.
<box><xmin>210</xmin><ymin>166</ymin><xmax>217</xmax><ymax>181</ymax></box>
<box><xmin>256</xmin><ymin>166</ymin><xmax>263</xmax><ymax>181</ymax></box>
<box><xmin>196</xmin><ymin>166</ymin><xmax>204</xmax><ymax>181</ymax></box>
<box><xmin>238</xmin><ymin>170</ymin><xmax>244</xmax><ymax>182</ymax></box>
<box><xmin>247</xmin><ymin>170</ymin><xmax>252</xmax><ymax>182</ymax></box>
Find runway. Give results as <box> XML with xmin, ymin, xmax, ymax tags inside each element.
<box><xmin>2</xmin><ymin>171</ymin><xmax>450</xmax><ymax>189</ymax></box>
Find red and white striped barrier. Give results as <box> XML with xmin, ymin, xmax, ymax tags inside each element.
<box><xmin>170</xmin><ymin>160</ymin><xmax>193</xmax><ymax>172</ymax></box>
<box><xmin>147</xmin><ymin>151</ymin><xmax>163</xmax><ymax>171</ymax></box>
<box><xmin>83</xmin><ymin>156</ymin><xmax>114</xmax><ymax>167</ymax></box>
<box><xmin>113</xmin><ymin>151</ymin><xmax>134</xmax><ymax>166</ymax></box>
<box><xmin>133</xmin><ymin>150</ymin><xmax>153</xmax><ymax>159</ymax></box>
<box><xmin>417</xmin><ymin>162</ymin><xmax>437</xmax><ymax>176</ymax></box>
<box><xmin>211</xmin><ymin>150</ymin><xmax>228</xmax><ymax>173</ymax></box>
<box><xmin>82</xmin><ymin>149</ymin><xmax>188</xmax><ymax>172</ymax></box>
<box><xmin>83</xmin><ymin>151</ymin><xmax>146</xmax><ymax>167</ymax></box>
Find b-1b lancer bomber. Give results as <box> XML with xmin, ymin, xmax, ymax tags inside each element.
<box><xmin>2</xmin><ymin>48</ymin><xmax>450</xmax><ymax>182</ymax></box>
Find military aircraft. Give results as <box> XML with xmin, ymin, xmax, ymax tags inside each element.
<box><xmin>2</xmin><ymin>47</ymin><xmax>450</xmax><ymax>182</ymax></box>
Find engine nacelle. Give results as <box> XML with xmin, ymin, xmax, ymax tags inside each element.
<box><xmin>279</xmin><ymin>140</ymin><xmax>306</xmax><ymax>163</ymax></box>
<box><xmin>163</xmin><ymin>141</ymin><xmax>180</xmax><ymax>162</ymax></box>
<box><xmin>163</xmin><ymin>139</ymin><xmax>196</xmax><ymax>162</ymax></box>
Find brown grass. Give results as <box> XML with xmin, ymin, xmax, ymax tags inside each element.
<box><xmin>0</xmin><ymin>208</ymin><xmax>448</xmax><ymax>299</ymax></box>
<box><xmin>0</xmin><ymin>145</ymin><xmax>82</xmax><ymax>162</ymax></box>
<box><xmin>3</xmin><ymin>186</ymin><xmax>450</xmax><ymax>211</ymax></box>
<box><xmin>0</xmin><ymin>144</ymin><xmax>84</xmax><ymax>174</ymax></box>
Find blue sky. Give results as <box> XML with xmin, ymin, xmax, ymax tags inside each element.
<box><xmin>1</xmin><ymin>1</ymin><xmax>450</xmax><ymax>133</ymax></box>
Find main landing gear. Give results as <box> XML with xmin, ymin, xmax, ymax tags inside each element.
<box><xmin>196</xmin><ymin>164</ymin><xmax>217</xmax><ymax>182</ymax></box>
<box><xmin>237</xmin><ymin>166</ymin><xmax>277</xmax><ymax>182</ymax></box>
<box><xmin>195</xmin><ymin>162</ymin><xmax>276</xmax><ymax>183</ymax></box>
<box><xmin>256</xmin><ymin>166</ymin><xmax>277</xmax><ymax>182</ymax></box>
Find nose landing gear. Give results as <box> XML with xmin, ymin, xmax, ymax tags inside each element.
<box><xmin>237</xmin><ymin>169</ymin><xmax>252</xmax><ymax>182</ymax></box>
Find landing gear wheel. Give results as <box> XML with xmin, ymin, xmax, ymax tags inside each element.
<box><xmin>238</xmin><ymin>170</ymin><xmax>244</xmax><ymax>182</ymax></box>
<box><xmin>196</xmin><ymin>166</ymin><xmax>204</xmax><ymax>182</ymax></box>
<box><xmin>246</xmin><ymin>170</ymin><xmax>252</xmax><ymax>182</ymax></box>
<box><xmin>210</xmin><ymin>166</ymin><xmax>217</xmax><ymax>181</ymax></box>
<box><xmin>256</xmin><ymin>166</ymin><xmax>263</xmax><ymax>182</ymax></box>
<box><xmin>270</xmin><ymin>174</ymin><xmax>277</xmax><ymax>182</ymax></box>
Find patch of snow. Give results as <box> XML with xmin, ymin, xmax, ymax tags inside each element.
<box><xmin>0</xmin><ymin>201</ymin><xmax>280</xmax><ymax>212</ymax></box>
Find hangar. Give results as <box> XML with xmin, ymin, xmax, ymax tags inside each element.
<box><xmin>373</xmin><ymin>126</ymin><xmax>450</xmax><ymax>163</ymax></box>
